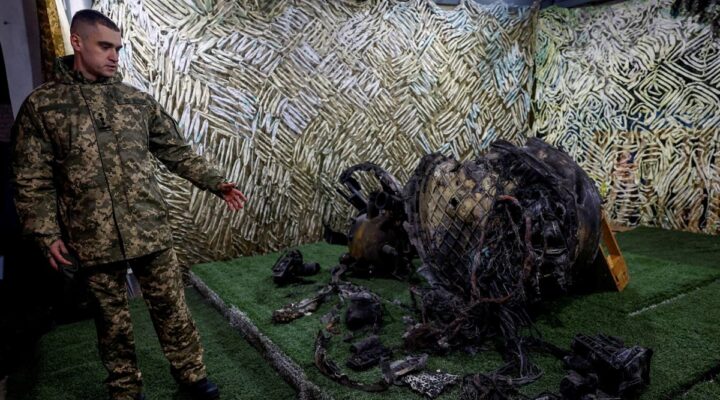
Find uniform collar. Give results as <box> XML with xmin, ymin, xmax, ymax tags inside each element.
<box><xmin>54</xmin><ymin>55</ymin><xmax>124</xmax><ymax>85</ymax></box>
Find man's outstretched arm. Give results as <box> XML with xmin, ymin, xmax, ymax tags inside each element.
<box><xmin>148</xmin><ymin>99</ymin><xmax>247</xmax><ymax>210</ymax></box>
<box><xmin>217</xmin><ymin>182</ymin><xmax>247</xmax><ymax>210</ymax></box>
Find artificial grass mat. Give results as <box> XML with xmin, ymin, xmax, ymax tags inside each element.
<box><xmin>682</xmin><ymin>380</ymin><xmax>720</xmax><ymax>400</ymax></box>
<box><xmin>192</xmin><ymin>226</ymin><xmax>720</xmax><ymax>400</ymax></box>
<box><xmin>6</xmin><ymin>289</ymin><xmax>295</xmax><ymax>400</ymax></box>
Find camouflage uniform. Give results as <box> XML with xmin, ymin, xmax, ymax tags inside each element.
<box><xmin>12</xmin><ymin>56</ymin><xmax>225</xmax><ymax>400</ymax></box>
<box><xmin>87</xmin><ymin>248</ymin><xmax>206</xmax><ymax>399</ymax></box>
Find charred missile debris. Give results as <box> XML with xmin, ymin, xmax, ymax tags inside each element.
<box><xmin>459</xmin><ymin>372</ymin><xmax>521</xmax><ymax>400</ymax></box>
<box><xmin>271</xmin><ymin>263</ymin><xmax>381</xmax><ymax>325</ymax></box>
<box><xmin>559</xmin><ymin>334</ymin><xmax>653</xmax><ymax>398</ymax></box>
<box><xmin>402</xmin><ymin>372</ymin><xmax>460</xmax><ymax>399</ymax></box>
<box><xmin>345</xmin><ymin>291</ymin><xmax>383</xmax><ymax>331</ymax></box>
<box><xmin>346</xmin><ymin>335</ymin><xmax>392</xmax><ymax>371</ymax></box>
<box><xmin>401</xmin><ymin>137</ymin><xmax>604</xmax><ymax>381</ymax></box>
<box><xmin>269</xmin><ymin>138</ymin><xmax>652</xmax><ymax>398</ymax></box>
<box><xmin>271</xmin><ymin>249</ymin><xmax>320</xmax><ymax>285</ymax></box>
<box><xmin>334</xmin><ymin>163</ymin><xmax>416</xmax><ymax>279</ymax></box>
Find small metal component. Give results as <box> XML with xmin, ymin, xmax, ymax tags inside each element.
<box><xmin>381</xmin><ymin>354</ymin><xmax>429</xmax><ymax>384</ymax></box>
<box><xmin>567</xmin><ymin>333</ymin><xmax>652</xmax><ymax>397</ymax></box>
<box><xmin>401</xmin><ymin>372</ymin><xmax>459</xmax><ymax>399</ymax></box>
<box><xmin>346</xmin><ymin>335</ymin><xmax>392</xmax><ymax>371</ymax></box>
<box><xmin>345</xmin><ymin>291</ymin><xmax>382</xmax><ymax>331</ymax></box>
<box><xmin>271</xmin><ymin>249</ymin><xmax>320</xmax><ymax>285</ymax></box>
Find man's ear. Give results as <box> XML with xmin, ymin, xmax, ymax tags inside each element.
<box><xmin>70</xmin><ymin>32</ymin><xmax>82</xmax><ymax>52</ymax></box>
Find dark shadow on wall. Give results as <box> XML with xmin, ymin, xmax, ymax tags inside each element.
<box><xmin>0</xmin><ymin>44</ymin><xmax>90</xmax><ymax>383</ymax></box>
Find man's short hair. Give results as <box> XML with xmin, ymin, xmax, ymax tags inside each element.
<box><xmin>70</xmin><ymin>9</ymin><xmax>120</xmax><ymax>34</ymax></box>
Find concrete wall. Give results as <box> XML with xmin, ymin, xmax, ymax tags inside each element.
<box><xmin>0</xmin><ymin>0</ymin><xmax>43</xmax><ymax>117</ymax></box>
<box><xmin>64</xmin><ymin>0</ymin><xmax>92</xmax><ymax>28</ymax></box>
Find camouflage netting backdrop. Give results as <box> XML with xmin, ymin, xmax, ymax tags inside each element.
<box><xmin>91</xmin><ymin>0</ymin><xmax>719</xmax><ymax>265</ymax></box>
<box><xmin>92</xmin><ymin>0</ymin><xmax>538</xmax><ymax>265</ymax></box>
<box><xmin>534</xmin><ymin>0</ymin><xmax>720</xmax><ymax>234</ymax></box>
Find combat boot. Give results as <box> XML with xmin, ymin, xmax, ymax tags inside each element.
<box><xmin>180</xmin><ymin>377</ymin><xmax>220</xmax><ymax>400</ymax></box>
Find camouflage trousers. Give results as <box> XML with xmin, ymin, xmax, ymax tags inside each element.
<box><xmin>84</xmin><ymin>248</ymin><xmax>206</xmax><ymax>400</ymax></box>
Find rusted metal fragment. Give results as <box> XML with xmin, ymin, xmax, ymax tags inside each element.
<box><xmin>313</xmin><ymin>330</ymin><xmax>389</xmax><ymax>392</ymax></box>
<box><xmin>336</xmin><ymin>162</ymin><xmax>415</xmax><ymax>278</ymax></box>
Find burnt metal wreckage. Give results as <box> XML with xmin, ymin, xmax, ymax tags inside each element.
<box><xmin>334</xmin><ymin>162</ymin><xmax>416</xmax><ymax>279</ymax></box>
<box><xmin>271</xmin><ymin>249</ymin><xmax>321</xmax><ymax>285</ymax></box>
<box><xmin>271</xmin><ymin>138</ymin><xmax>652</xmax><ymax>399</ymax></box>
<box><xmin>401</xmin><ymin>138</ymin><xmax>603</xmax><ymax>379</ymax></box>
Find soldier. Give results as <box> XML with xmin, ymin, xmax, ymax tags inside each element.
<box><xmin>10</xmin><ymin>9</ymin><xmax>246</xmax><ymax>400</ymax></box>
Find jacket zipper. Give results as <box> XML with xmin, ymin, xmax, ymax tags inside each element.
<box><xmin>78</xmin><ymin>86</ymin><xmax>128</xmax><ymax>261</ymax></box>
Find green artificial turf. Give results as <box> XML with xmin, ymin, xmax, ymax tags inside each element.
<box><xmin>6</xmin><ymin>289</ymin><xmax>295</xmax><ymax>400</ymax></box>
<box><xmin>683</xmin><ymin>380</ymin><xmax>720</xmax><ymax>400</ymax></box>
<box><xmin>191</xmin><ymin>227</ymin><xmax>720</xmax><ymax>400</ymax></box>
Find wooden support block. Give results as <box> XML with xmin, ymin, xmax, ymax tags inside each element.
<box><xmin>598</xmin><ymin>212</ymin><xmax>630</xmax><ymax>291</ymax></box>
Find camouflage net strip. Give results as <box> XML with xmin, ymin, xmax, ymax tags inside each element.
<box><xmin>534</xmin><ymin>0</ymin><xmax>720</xmax><ymax>234</ymax></box>
<box><xmin>189</xmin><ymin>272</ymin><xmax>333</xmax><ymax>400</ymax></box>
<box><xmin>37</xmin><ymin>0</ymin><xmax>71</xmax><ymax>81</ymax></box>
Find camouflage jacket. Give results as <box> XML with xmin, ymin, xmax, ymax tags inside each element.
<box><xmin>12</xmin><ymin>56</ymin><xmax>225</xmax><ymax>267</ymax></box>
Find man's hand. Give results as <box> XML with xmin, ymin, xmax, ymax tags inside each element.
<box><xmin>218</xmin><ymin>182</ymin><xmax>247</xmax><ymax>211</ymax></box>
<box><xmin>48</xmin><ymin>239</ymin><xmax>73</xmax><ymax>271</ymax></box>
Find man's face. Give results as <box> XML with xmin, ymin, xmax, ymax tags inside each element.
<box><xmin>70</xmin><ymin>23</ymin><xmax>122</xmax><ymax>80</ymax></box>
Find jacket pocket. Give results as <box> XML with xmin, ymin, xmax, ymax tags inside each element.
<box><xmin>113</xmin><ymin>100</ymin><xmax>150</xmax><ymax>151</ymax></box>
<box><xmin>38</xmin><ymin>104</ymin><xmax>81</xmax><ymax>160</ymax></box>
